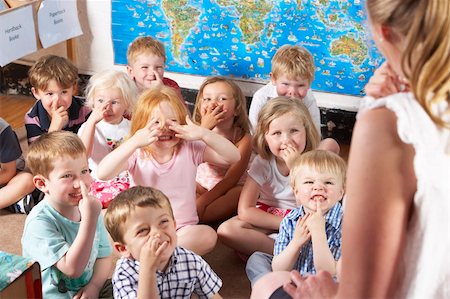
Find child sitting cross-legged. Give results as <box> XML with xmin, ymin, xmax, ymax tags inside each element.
<box><xmin>248</xmin><ymin>150</ymin><xmax>346</xmax><ymax>298</ymax></box>
<box><xmin>104</xmin><ymin>186</ymin><xmax>223</xmax><ymax>299</ymax></box>
<box><xmin>21</xmin><ymin>131</ymin><xmax>113</xmax><ymax>298</ymax></box>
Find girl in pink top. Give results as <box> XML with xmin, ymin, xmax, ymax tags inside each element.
<box><xmin>193</xmin><ymin>77</ymin><xmax>252</xmax><ymax>224</ymax></box>
<box><xmin>98</xmin><ymin>86</ymin><xmax>240</xmax><ymax>255</ymax></box>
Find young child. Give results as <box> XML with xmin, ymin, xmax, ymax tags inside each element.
<box><xmin>249</xmin><ymin>45</ymin><xmax>339</xmax><ymax>153</ymax></box>
<box><xmin>21</xmin><ymin>131</ymin><xmax>113</xmax><ymax>298</ymax></box>
<box><xmin>97</xmin><ymin>86</ymin><xmax>240</xmax><ymax>255</ymax></box>
<box><xmin>25</xmin><ymin>55</ymin><xmax>91</xmax><ymax>144</ymax></box>
<box><xmin>77</xmin><ymin>70</ymin><xmax>138</xmax><ymax>207</ymax></box>
<box><xmin>247</xmin><ymin>150</ymin><xmax>345</xmax><ymax>289</ymax></box>
<box><xmin>253</xmin><ymin>1</ymin><xmax>450</xmax><ymax>298</ymax></box>
<box><xmin>126</xmin><ymin>36</ymin><xmax>184</xmax><ymax>103</ymax></box>
<box><xmin>105</xmin><ymin>186</ymin><xmax>223</xmax><ymax>299</ymax></box>
<box><xmin>218</xmin><ymin>97</ymin><xmax>320</xmax><ymax>257</ymax></box>
<box><xmin>193</xmin><ymin>77</ymin><xmax>252</xmax><ymax>223</ymax></box>
<box><xmin>0</xmin><ymin>117</ymin><xmax>35</xmax><ymax>212</ymax></box>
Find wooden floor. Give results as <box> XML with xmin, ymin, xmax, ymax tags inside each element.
<box><xmin>0</xmin><ymin>94</ymin><xmax>35</xmax><ymax>129</ymax></box>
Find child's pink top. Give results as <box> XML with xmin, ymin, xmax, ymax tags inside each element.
<box><xmin>127</xmin><ymin>140</ymin><xmax>206</xmax><ymax>228</ymax></box>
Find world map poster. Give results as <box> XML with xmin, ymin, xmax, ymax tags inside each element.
<box><xmin>111</xmin><ymin>0</ymin><xmax>383</xmax><ymax>96</ymax></box>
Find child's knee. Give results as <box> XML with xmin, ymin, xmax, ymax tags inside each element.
<box><xmin>318</xmin><ymin>138</ymin><xmax>340</xmax><ymax>154</ymax></box>
<box><xmin>217</xmin><ymin>218</ymin><xmax>235</xmax><ymax>239</ymax></box>
<box><xmin>201</xmin><ymin>225</ymin><xmax>217</xmax><ymax>246</ymax></box>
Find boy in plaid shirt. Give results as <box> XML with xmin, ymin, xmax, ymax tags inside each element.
<box><xmin>246</xmin><ymin>150</ymin><xmax>345</xmax><ymax>287</ymax></box>
<box><xmin>105</xmin><ymin>186</ymin><xmax>222</xmax><ymax>299</ymax></box>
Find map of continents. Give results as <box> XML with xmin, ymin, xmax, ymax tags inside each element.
<box><xmin>111</xmin><ymin>0</ymin><xmax>383</xmax><ymax>96</ymax></box>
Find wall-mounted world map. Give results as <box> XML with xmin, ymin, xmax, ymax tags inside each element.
<box><xmin>112</xmin><ymin>0</ymin><xmax>383</xmax><ymax>96</ymax></box>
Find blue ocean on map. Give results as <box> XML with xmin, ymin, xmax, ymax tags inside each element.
<box><xmin>112</xmin><ymin>0</ymin><xmax>383</xmax><ymax>96</ymax></box>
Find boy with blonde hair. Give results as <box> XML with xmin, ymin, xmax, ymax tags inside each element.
<box><xmin>126</xmin><ymin>36</ymin><xmax>184</xmax><ymax>102</ymax></box>
<box><xmin>249</xmin><ymin>45</ymin><xmax>339</xmax><ymax>153</ymax></box>
<box><xmin>25</xmin><ymin>55</ymin><xmax>91</xmax><ymax>144</ymax></box>
<box><xmin>22</xmin><ymin>131</ymin><xmax>113</xmax><ymax>298</ymax></box>
<box><xmin>105</xmin><ymin>186</ymin><xmax>223</xmax><ymax>299</ymax></box>
<box><xmin>246</xmin><ymin>150</ymin><xmax>345</xmax><ymax>288</ymax></box>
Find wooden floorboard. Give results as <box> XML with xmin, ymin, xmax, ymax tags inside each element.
<box><xmin>0</xmin><ymin>94</ymin><xmax>35</xmax><ymax>129</ymax></box>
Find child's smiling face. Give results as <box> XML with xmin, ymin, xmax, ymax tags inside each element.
<box><xmin>293</xmin><ymin>165</ymin><xmax>344</xmax><ymax>214</ymax></box>
<box><xmin>36</xmin><ymin>154</ymin><xmax>93</xmax><ymax>210</ymax></box>
<box><xmin>264</xmin><ymin>112</ymin><xmax>307</xmax><ymax>159</ymax></box>
<box><xmin>32</xmin><ymin>79</ymin><xmax>75</xmax><ymax>116</ymax></box>
<box><xmin>148</xmin><ymin>101</ymin><xmax>181</xmax><ymax>149</ymax></box>
<box><xmin>128</xmin><ymin>53</ymin><xmax>165</xmax><ymax>91</ymax></box>
<box><xmin>118</xmin><ymin>206</ymin><xmax>177</xmax><ymax>270</ymax></box>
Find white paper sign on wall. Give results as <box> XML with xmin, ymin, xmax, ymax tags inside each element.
<box><xmin>37</xmin><ymin>0</ymin><xmax>82</xmax><ymax>48</ymax></box>
<box><xmin>0</xmin><ymin>4</ymin><xmax>37</xmax><ymax>66</ymax></box>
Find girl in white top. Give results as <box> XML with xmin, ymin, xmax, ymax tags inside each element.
<box><xmin>193</xmin><ymin>77</ymin><xmax>252</xmax><ymax>224</ymax></box>
<box><xmin>218</xmin><ymin>97</ymin><xmax>320</xmax><ymax>256</ymax></box>
<box><xmin>78</xmin><ymin>70</ymin><xmax>138</xmax><ymax>207</ymax></box>
<box><xmin>251</xmin><ymin>0</ymin><xmax>450</xmax><ymax>298</ymax></box>
<box><xmin>97</xmin><ymin>86</ymin><xmax>240</xmax><ymax>256</ymax></box>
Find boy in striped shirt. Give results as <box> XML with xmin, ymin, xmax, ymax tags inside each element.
<box><xmin>25</xmin><ymin>55</ymin><xmax>91</xmax><ymax>144</ymax></box>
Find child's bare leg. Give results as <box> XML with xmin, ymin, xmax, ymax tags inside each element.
<box><xmin>200</xmin><ymin>186</ymin><xmax>241</xmax><ymax>223</ymax></box>
<box><xmin>250</xmin><ymin>271</ymin><xmax>291</xmax><ymax>299</ymax></box>
<box><xmin>318</xmin><ymin>138</ymin><xmax>340</xmax><ymax>154</ymax></box>
<box><xmin>217</xmin><ymin>216</ymin><xmax>275</xmax><ymax>255</ymax></box>
<box><xmin>0</xmin><ymin>171</ymin><xmax>35</xmax><ymax>209</ymax></box>
<box><xmin>177</xmin><ymin>224</ymin><xmax>217</xmax><ymax>255</ymax></box>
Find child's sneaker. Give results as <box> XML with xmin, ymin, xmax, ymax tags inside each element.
<box><xmin>7</xmin><ymin>189</ymin><xmax>43</xmax><ymax>214</ymax></box>
<box><xmin>8</xmin><ymin>194</ymin><xmax>31</xmax><ymax>214</ymax></box>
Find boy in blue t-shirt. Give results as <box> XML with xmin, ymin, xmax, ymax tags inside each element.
<box><xmin>22</xmin><ymin>131</ymin><xmax>113</xmax><ymax>298</ymax></box>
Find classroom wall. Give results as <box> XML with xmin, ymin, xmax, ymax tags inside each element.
<box><xmin>15</xmin><ymin>0</ymin><xmax>361</xmax><ymax>113</ymax></box>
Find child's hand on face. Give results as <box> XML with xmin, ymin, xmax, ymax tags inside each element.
<box><xmin>201</xmin><ymin>104</ymin><xmax>227</xmax><ymax>130</ymax></box>
<box><xmin>292</xmin><ymin>214</ymin><xmax>311</xmax><ymax>247</ymax></box>
<box><xmin>280</xmin><ymin>144</ymin><xmax>299</xmax><ymax>170</ymax></box>
<box><xmin>87</xmin><ymin>101</ymin><xmax>108</xmax><ymax>125</ymax></box>
<box><xmin>131</xmin><ymin>119</ymin><xmax>160</xmax><ymax>148</ymax></box>
<box><xmin>170</xmin><ymin>116</ymin><xmax>208</xmax><ymax>141</ymax></box>
<box><xmin>78</xmin><ymin>180</ymin><xmax>101</xmax><ymax>220</ymax></box>
<box><xmin>150</xmin><ymin>70</ymin><xmax>164</xmax><ymax>87</ymax></box>
<box><xmin>306</xmin><ymin>202</ymin><xmax>326</xmax><ymax>235</ymax></box>
<box><xmin>140</xmin><ymin>233</ymin><xmax>169</xmax><ymax>271</ymax></box>
<box><xmin>49</xmin><ymin>99</ymin><xmax>69</xmax><ymax>130</ymax></box>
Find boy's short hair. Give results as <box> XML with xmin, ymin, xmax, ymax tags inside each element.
<box><xmin>104</xmin><ymin>186</ymin><xmax>174</xmax><ymax>244</ymax></box>
<box><xmin>28</xmin><ymin>55</ymin><xmax>79</xmax><ymax>90</ymax></box>
<box><xmin>290</xmin><ymin>150</ymin><xmax>347</xmax><ymax>189</ymax></box>
<box><xmin>26</xmin><ymin>131</ymin><xmax>86</xmax><ymax>178</ymax></box>
<box><xmin>271</xmin><ymin>45</ymin><xmax>315</xmax><ymax>83</ymax></box>
<box><xmin>127</xmin><ymin>36</ymin><xmax>166</xmax><ymax>66</ymax></box>
<box><xmin>84</xmin><ymin>69</ymin><xmax>138</xmax><ymax>115</ymax></box>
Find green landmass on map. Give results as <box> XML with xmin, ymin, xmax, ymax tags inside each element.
<box><xmin>330</xmin><ymin>35</ymin><xmax>368</xmax><ymax>65</ymax></box>
<box><xmin>162</xmin><ymin>0</ymin><xmax>201</xmax><ymax>60</ymax></box>
<box><xmin>217</xmin><ymin>0</ymin><xmax>273</xmax><ymax>44</ymax></box>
